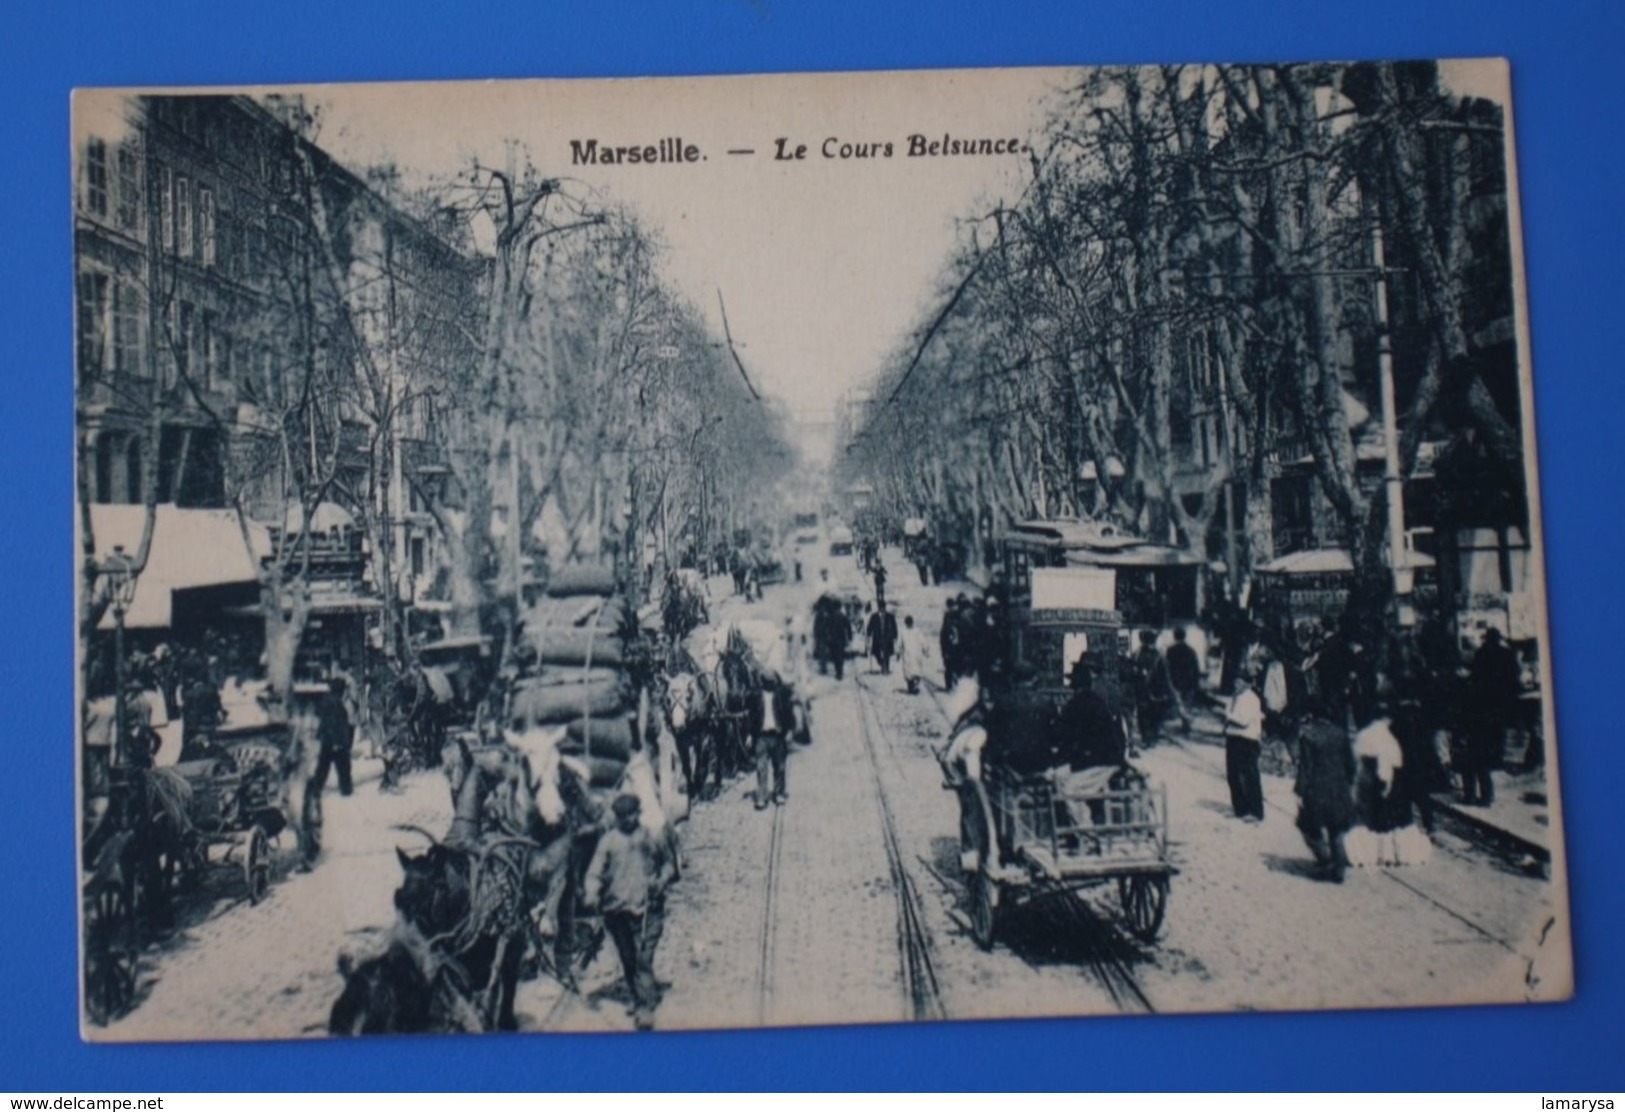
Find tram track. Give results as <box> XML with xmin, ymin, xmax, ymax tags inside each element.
<box><xmin>755</xmin><ymin>791</ymin><xmax>786</xmax><ymax>1025</ymax></box>
<box><xmin>853</xmin><ymin>677</ymin><xmax>948</xmax><ymax>1022</ymax></box>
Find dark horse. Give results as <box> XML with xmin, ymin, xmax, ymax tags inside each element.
<box><xmin>328</xmin><ymin>733</ymin><xmax>598</xmax><ymax>1035</ymax></box>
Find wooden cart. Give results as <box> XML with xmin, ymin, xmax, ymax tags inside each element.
<box><xmin>967</xmin><ymin>763</ymin><xmax>1174</xmax><ymax>949</ymax></box>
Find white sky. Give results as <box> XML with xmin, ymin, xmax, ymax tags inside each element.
<box><xmin>209</xmin><ymin>61</ymin><xmax>1506</xmax><ymax>464</ymax></box>
<box><xmin>298</xmin><ymin>68</ymin><xmax>1061</xmax><ymax>462</ymax></box>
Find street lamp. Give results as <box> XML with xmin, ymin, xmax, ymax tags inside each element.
<box><xmin>101</xmin><ymin>546</ymin><xmax>139</xmax><ymax>767</ymax></box>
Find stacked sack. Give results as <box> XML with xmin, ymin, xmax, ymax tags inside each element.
<box><xmin>510</xmin><ymin>563</ymin><xmax>639</xmax><ymax>793</ymax></box>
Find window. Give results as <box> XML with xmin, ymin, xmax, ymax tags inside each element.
<box><xmin>125</xmin><ymin>438</ymin><xmax>143</xmax><ymax>504</ymax></box>
<box><xmin>176</xmin><ymin>176</ymin><xmax>193</xmax><ymax>257</ymax></box>
<box><xmin>158</xmin><ymin>166</ymin><xmax>174</xmax><ymax>250</ymax></box>
<box><xmin>115</xmin><ymin>143</ymin><xmax>141</xmax><ymax>232</ymax></box>
<box><xmin>94</xmin><ymin>434</ymin><xmax>115</xmax><ymax>504</ymax></box>
<box><xmin>199</xmin><ymin>187</ymin><xmax>216</xmax><ymax>266</ymax></box>
<box><xmin>77</xmin><ymin>271</ymin><xmax>110</xmax><ymax>377</ymax></box>
<box><xmin>173</xmin><ymin>301</ymin><xmax>194</xmax><ymax>383</ymax></box>
<box><xmin>82</xmin><ymin>139</ymin><xmax>108</xmax><ymax>217</ymax></box>
<box><xmin>202</xmin><ymin>312</ymin><xmax>223</xmax><ymax>386</ymax></box>
<box><xmin>113</xmin><ymin>279</ymin><xmax>144</xmax><ymax>376</ymax></box>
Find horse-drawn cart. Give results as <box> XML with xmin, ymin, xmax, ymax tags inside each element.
<box><xmin>966</xmin><ymin>763</ymin><xmax>1173</xmax><ymax>948</ymax></box>
<box><xmin>953</xmin><ymin>525</ymin><xmax>1179</xmax><ymax>951</ymax></box>
<box><xmin>167</xmin><ymin>722</ymin><xmax>291</xmax><ymax>905</ymax></box>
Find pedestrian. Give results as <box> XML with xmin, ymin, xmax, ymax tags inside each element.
<box><xmin>898</xmin><ymin>613</ymin><xmax>927</xmax><ymax>694</ymax></box>
<box><xmin>1259</xmin><ymin>643</ymin><xmax>1294</xmax><ymax>773</ymax></box>
<box><xmin>967</xmin><ymin>597</ymin><xmax>991</xmax><ymax>683</ymax></box>
<box><xmin>941</xmin><ymin>596</ymin><xmax>965</xmax><ymax>687</ymax></box>
<box><xmin>180</xmin><ymin>665</ymin><xmax>225</xmax><ymax>761</ymax></box>
<box><xmin>1222</xmin><ymin>670</ymin><xmax>1266</xmax><ymax>821</ymax></box>
<box><xmin>1132</xmin><ymin>630</ymin><xmax>1172</xmax><ymax>747</ymax></box>
<box><xmin>584</xmin><ymin>793</ymin><xmax>676</xmax><ymax>1030</ymax></box>
<box><xmin>873</xmin><ymin>559</ymin><xmax>888</xmax><ymax>609</ymax></box>
<box><xmin>1461</xmin><ymin>627</ymin><xmax>1518</xmax><ymax>806</ymax></box>
<box><xmin>1165</xmin><ymin>626</ymin><xmax>1202</xmax><ymax>732</ymax></box>
<box><xmin>750</xmin><ymin>673</ymin><xmax>794</xmax><ymax>809</ymax></box>
<box><xmin>867</xmin><ymin>601</ymin><xmax>899</xmax><ymax>675</ymax></box>
<box><xmin>311</xmin><ymin>675</ymin><xmax>355</xmax><ymax>797</ymax></box>
<box><xmin>1389</xmin><ymin>629</ymin><xmax>1445</xmax><ymax>833</ymax></box>
<box><xmin>1353</xmin><ymin>705</ymin><xmax>1409</xmax><ymax>833</ymax></box>
<box><xmin>1295</xmin><ymin>713</ymin><xmax>1357</xmax><ymax>882</ymax></box>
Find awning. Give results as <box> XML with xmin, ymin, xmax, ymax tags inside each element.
<box><xmin>1064</xmin><ymin>546</ymin><xmax>1201</xmax><ymax>569</ymax></box>
<box><xmin>88</xmin><ymin>504</ymin><xmax>261</xmax><ymax>630</ymax></box>
<box><xmin>1257</xmin><ymin>548</ymin><xmax>1436</xmax><ymax>576</ymax></box>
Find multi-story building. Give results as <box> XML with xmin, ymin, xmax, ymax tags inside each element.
<box><xmin>75</xmin><ymin>94</ymin><xmax>478</xmax><ymax>668</ymax></box>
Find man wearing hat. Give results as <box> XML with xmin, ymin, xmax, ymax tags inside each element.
<box><xmin>1462</xmin><ymin>627</ymin><xmax>1519</xmax><ymax>806</ymax></box>
<box><xmin>749</xmin><ymin>671</ymin><xmax>796</xmax><ymax>809</ymax></box>
<box><xmin>585</xmin><ymin>792</ymin><xmax>676</xmax><ymax>1030</ymax></box>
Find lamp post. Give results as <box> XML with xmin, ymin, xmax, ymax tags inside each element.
<box><xmin>102</xmin><ymin>546</ymin><xmax>139</xmax><ymax>767</ymax></box>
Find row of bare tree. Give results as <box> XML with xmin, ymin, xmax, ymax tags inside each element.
<box><xmin>77</xmin><ymin>98</ymin><xmax>792</xmax><ymax>707</ymax></box>
<box><xmin>842</xmin><ymin>61</ymin><xmax>1523</xmax><ymax>639</ymax></box>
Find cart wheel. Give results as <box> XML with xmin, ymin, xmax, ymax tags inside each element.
<box><xmin>245</xmin><ymin>825</ymin><xmax>271</xmax><ymax>904</ymax></box>
<box><xmin>1118</xmin><ymin>875</ymin><xmax>1169</xmax><ymax>942</ymax></box>
<box><xmin>970</xmin><ymin>869</ymin><xmax>1000</xmax><ymax>951</ymax></box>
<box><xmin>84</xmin><ymin>881</ymin><xmax>138</xmax><ymax>1025</ymax></box>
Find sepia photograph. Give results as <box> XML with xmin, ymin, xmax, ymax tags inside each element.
<box><xmin>72</xmin><ymin>60</ymin><xmax>1570</xmax><ymax>1042</ymax></box>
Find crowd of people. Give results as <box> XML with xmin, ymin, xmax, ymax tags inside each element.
<box><xmin>1127</xmin><ymin>612</ymin><xmax>1537</xmax><ymax>883</ymax></box>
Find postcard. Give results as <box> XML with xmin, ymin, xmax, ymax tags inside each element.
<box><xmin>73</xmin><ymin>60</ymin><xmax>1570</xmax><ymax>1040</ymax></box>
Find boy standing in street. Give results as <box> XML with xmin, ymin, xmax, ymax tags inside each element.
<box><xmin>585</xmin><ymin>793</ymin><xmax>676</xmax><ymax>1030</ymax></box>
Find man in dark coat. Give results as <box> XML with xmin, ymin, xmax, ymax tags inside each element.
<box><xmin>1295</xmin><ymin>713</ymin><xmax>1357</xmax><ymax>882</ymax></box>
<box><xmin>1132</xmin><ymin>630</ymin><xmax>1172</xmax><ymax>747</ymax></box>
<box><xmin>1462</xmin><ymin>627</ymin><xmax>1519</xmax><ymax>806</ymax></box>
<box><xmin>311</xmin><ymin>676</ymin><xmax>355</xmax><ymax>797</ymax></box>
<box><xmin>749</xmin><ymin>675</ymin><xmax>795</xmax><ymax>809</ymax></box>
<box><xmin>941</xmin><ymin>596</ymin><xmax>968</xmax><ymax>687</ymax></box>
<box><xmin>867</xmin><ymin>602</ymin><xmax>899</xmax><ymax>675</ymax></box>
<box><xmin>1165</xmin><ymin>626</ymin><xmax>1202</xmax><ymax>732</ymax></box>
<box><xmin>1053</xmin><ymin>660</ymin><xmax>1127</xmax><ymax>771</ymax></box>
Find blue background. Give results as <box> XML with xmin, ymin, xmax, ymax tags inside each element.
<box><xmin>4</xmin><ymin>0</ymin><xmax>1623</xmax><ymax>1092</ymax></box>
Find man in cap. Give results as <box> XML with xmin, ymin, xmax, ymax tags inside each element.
<box><xmin>750</xmin><ymin>670</ymin><xmax>795</xmax><ymax>809</ymax></box>
<box><xmin>585</xmin><ymin>792</ymin><xmax>676</xmax><ymax>1030</ymax></box>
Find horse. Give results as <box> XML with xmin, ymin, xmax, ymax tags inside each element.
<box><xmin>663</xmin><ymin>668</ymin><xmax>724</xmax><ymax>800</ymax></box>
<box><xmin>710</xmin><ymin>627</ymin><xmax>768</xmax><ymax>774</ymax></box>
<box><xmin>328</xmin><ymin>733</ymin><xmax>599</xmax><ymax>1035</ymax></box>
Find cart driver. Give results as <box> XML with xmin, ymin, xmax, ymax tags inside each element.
<box><xmin>1052</xmin><ymin>658</ymin><xmax>1127</xmax><ymax>773</ymax></box>
<box><xmin>938</xmin><ymin>676</ymin><xmax>998</xmax><ymax>874</ymax></box>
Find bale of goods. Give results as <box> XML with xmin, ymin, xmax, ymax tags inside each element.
<box><xmin>510</xmin><ymin>674</ymin><xmax>629</xmax><ymax>726</ymax></box>
<box><xmin>585</xmin><ymin>755</ymin><xmax>630</xmax><ymax>790</ymax></box>
<box><xmin>544</xmin><ymin>564</ymin><xmax>618</xmax><ymax>598</ymax></box>
<box><xmin>530</xmin><ymin>630</ymin><xmax>625</xmax><ymax>669</ymax></box>
<box><xmin>526</xmin><ymin>595</ymin><xmax>626</xmax><ymax>630</ymax></box>
<box><xmin>559</xmin><ymin>714</ymin><xmax>637</xmax><ymax>763</ymax></box>
<box><xmin>524</xmin><ymin>667</ymin><xmax>624</xmax><ymax>690</ymax></box>
<box><xmin>521</xmin><ymin>562</ymin><xmax>678</xmax><ymax>811</ymax></box>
